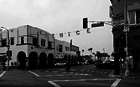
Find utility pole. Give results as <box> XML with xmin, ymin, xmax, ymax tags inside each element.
<box><xmin>124</xmin><ymin>0</ymin><xmax>129</xmax><ymax>77</ymax></box>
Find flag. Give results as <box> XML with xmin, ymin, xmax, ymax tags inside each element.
<box><xmin>76</xmin><ymin>30</ymin><xmax>80</xmax><ymax>35</ymax></box>
<box><xmin>88</xmin><ymin>48</ymin><xmax>92</xmax><ymax>51</ymax></box>
<box><xmin>59</xmin><ymin>33</ymin><xmax>63</xmax><ymax>37</ymax></box>
<box><xmin>70</xmin><ymin>39</ymin><xmax>72</xmax><ymax>51</ymax></box>
<box><xmin>87</xmin><ymin>28</ymin><xmax>91</xmax><ymax>33</ymax></box>
<box><xmin>68</xmin><ymin>32</ymin><xmax>71</xmax><ymax>37</ymax></box>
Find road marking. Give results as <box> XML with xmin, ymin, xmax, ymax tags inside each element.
<box><xmin>45</xmin><ymin>73</ymin><xmax>90</xmax><ymax>77</ymax></box>
<box><xmin>74</xmin><ymin>73</ymin><xmax>90</xmax><ymax>76</ymax></box>
<box><xmin>0</xmin><ymin>71</ymin><xmax>6</xmax><ymax>78</ymax></box>
<box><xmin>111</xmin><ymin>79</ymin><xmax>121</xmax><ymax>87</ymax></box>
<box><xmin>48</xmin><ymin>81</ymin><xmax>61</xmax><ymax>87</ymax></box>
<box><xmin>28</xmin><ymin>71</ymin><xmax>40</xmax><ymax>77</ymax></box>
<box><xmin>53</xmin><ymin>78</ymin><xmax>115</xmax><ymax>82</ymax></box>
<box><xmin>49</xmin><ymin>78</ymin><xmax>116</xmax><ymax>87</ymax></box>
<box><xmin>46</xmin><ymin>75</ymin><xmax>65</xmax><ymax>77</ymax></box>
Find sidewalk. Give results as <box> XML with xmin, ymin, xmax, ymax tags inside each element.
<box><xmin>74</xmin><ymin>64</ymin><xmax>140</xmax><ymax>80</ymax></box>
<box><xmin>108</xmin><ymin>70</ymin><xmax>140</xmax><ymax>80</ymax></box>
<box><xmin>127</xmin><ymin>72</ymin><xmax>140</xmax><ymax>79</ymax></box>
<box><xmin>118</xmin><ymin>73</ymin><xmax>140</xmax><ymax>87</ymax></box>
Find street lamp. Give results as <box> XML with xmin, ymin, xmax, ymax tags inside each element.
<box><xmin>0</xmin><ymin>27</ymin><xmax>10</xmax><ymax>70</ymax></box>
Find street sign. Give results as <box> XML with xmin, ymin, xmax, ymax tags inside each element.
<box><xmin>91</xmin><ymin>22</ymin><xmax>104</xmax><ymax>27</ymax></box>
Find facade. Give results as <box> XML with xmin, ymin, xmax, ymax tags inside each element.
<box><xmin>0</xmin><ymin>25</ymin><xmax>79</xmax><ymax>69</ymax></box>
<box><xmin>54</xmin><ymin>39</ymin><xmax>79</xmax><ymax>65</ymax></box>
<box><xmin>110</xmin><ymin>0</ymin><xmax>140</xmax><ymax>71</ymax></box>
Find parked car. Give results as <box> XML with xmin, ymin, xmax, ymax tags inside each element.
<box><xmin>95</xmin><ymin>60</ymin><xmax>114</xmax><ymax>69</ymax></box>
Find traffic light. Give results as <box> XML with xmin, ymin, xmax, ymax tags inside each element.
<box><xmin>91</xmin><ymin>22</ymin><xmax>104</xmax><ymax>27</ymax></box>
<box><xmin>83</xmin><ymin>18</ymin><xmax>88</xmax><ymax>29</ymax></box>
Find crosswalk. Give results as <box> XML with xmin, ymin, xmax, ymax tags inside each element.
<box><xmin>28</xmin><ymin>70</ymin><xmax>92</xmax><ymax>77</ymax></box>
<box><xmin>48</xmin><ymin>78</ymin><xmax>120</xmax><ymax>87</ymax></box>
<box><xmin>28</xmin><ymin>70</ymin><xmax>121</xmax><ymax>87</ymax></box>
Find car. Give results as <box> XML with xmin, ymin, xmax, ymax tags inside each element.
<box><xmin>95</xmin><ymin>60</ymin><xmax>114</xmax><ymax>69</ymax></box>
<box><xmin>54</xmin><ymin>63</ymin><xmax>66</xmax><ymax>66</ymax></box>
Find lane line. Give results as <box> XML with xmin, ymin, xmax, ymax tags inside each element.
<box><xmin>48</xmin><ymin>81</ymin><xmax>61</xmax><ymax>87</ymax></box>
<box><xmin>53</xmin><ymin>78</ymin><xmax>115</xmax><ymax>82</ymax></box>
<box><xmin>111</xmin><ymin>79</ymin><xmax>121</xmax><ymax>87</ymax></box>
<box><xmin>0</xmin><ymin>71</ymin><xmax>6</xmax><ymax>78</ymax></box>
<box><xmin>74</xmin><ymin>73</ymin><xmax>90</xmax><ymax>76</ymax></box>
<box><xmin>46</xmin><ymin>75</ymin><xmax>65</xmax><ymax>77</ymax></box>
<box><xmin>45</xmin><ymin>73</ymin><xmax>90</xmax><ymax>77</ymax></box>
<box><xmin>28</xmin><ymin>71</ymin><xmax>40</xmax><ymax>77</ymax></box>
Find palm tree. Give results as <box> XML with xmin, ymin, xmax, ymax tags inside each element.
<box><xmin>88</xmin><ymin>48</ymin><xmax>93</xmax><ymax>53</ymax></box>
<box><xmin>82</xmin><ymin>49</ymin><xmax>84</xmax><ymax>56</ymax></box>
<box><xmin>95</xmin><ymin>51</ymin><xmax>102</xmax><ymax>61</ymax></box>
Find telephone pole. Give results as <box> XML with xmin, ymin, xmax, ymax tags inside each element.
<box><xmin>124</xmin><ymin>0</ymin><xmax>129</xmax><ymax>77</ymax></box>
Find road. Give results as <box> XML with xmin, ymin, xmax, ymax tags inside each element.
<box><xmin>0</xmin><ymin>64</ymin><xmax>139</xmax><ymax>87</ymax></box>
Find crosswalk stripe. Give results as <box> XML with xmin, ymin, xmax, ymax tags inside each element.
<box><xmin>111</xmin><ymin>79</ymin><xmax>121</xmax><ymax>87</ymax></box>
<box><xmin>28</xmin><ymin>71</ymin><xmax>40</xmax><ymax>77</ymax></box>
<box><xmin>53</xmin><ymin>78</ymin><xmax>115</xmax><ymax>82</ymax></box>
<box><xmin>0</xmin><ymin>71</ymin><xmax>6</xmax><ymax>78</ymax></box>
<box><xmin>48</xmin><ymin>81</ymin><xmax>61</xmax><ymax>87</ymax></box>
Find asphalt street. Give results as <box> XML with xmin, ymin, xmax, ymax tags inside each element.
<box><xmin>0</xmin><ymin>64</ymin><xmax>140</xmax><ymax>87</ymax></box>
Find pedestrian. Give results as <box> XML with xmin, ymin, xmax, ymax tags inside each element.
<box><xmin>128</xmin><ymin>56</ymin><xmax>134</xmax><ymax>72</ymax></box>
<box><xmin>65</xmin><ymin>57</ymin><xmax>71</xmax><ymax>72</ymax></box>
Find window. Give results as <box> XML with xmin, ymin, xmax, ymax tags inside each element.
<box><xmin>59</xmin><ymin>45</ymin><xmax>63</xmax><ymax>52</ymax></box>
<box><xmin>10</xmin><ymin>37</ymin><xmax>14</xmax><ymax>45</ymax></box>
<box><xmin>48</xmin><ymin>41</ymin><xmax>52</xmax><ymax>49</ymax></box>
<box><xmin>129</xmin><ymin>10</ymin><xmax>140</xmax><ymax>24</ymax></box>
<box><xmin>128</xmin><ymin>11</ymin><xmax>136</xmax><ymax>24</ymax></box>
<box><xmin>41</xmin><ymin>39</ymin><xmax>46</xmax><ymax>47</ymax></box>
<box><xmin>1</xmin><ymin>39</ymin><xmax>7</xmax><ymax>46</ymax></box>
<box><xmin>21</xmin><ymin>36</ymin><xmax>24</xmax><ymax>44</ymax></box>
<box><xmin>136</xmin><ymin>10</ymin><xmax>140</xmax><ymax>24</ymax></box>
<box><xmin>65</xmin><ymin>47</ymin><xmax>70</xmax><ymax>51</ymax></box>
<box><xmin>32</xmin><ymin>37</ymin><xmax>38</xmax><ymax>46</ymax></box>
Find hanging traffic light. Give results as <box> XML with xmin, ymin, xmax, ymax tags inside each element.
<box><xmin>91</xmin><ymin>22</ymin><xmax>104</xmax><ymax>27</ymax></box>
<box><xmin>83</xmin><ymin>18</ymin><xmax>88</xmax><ymax>29</ymax></box>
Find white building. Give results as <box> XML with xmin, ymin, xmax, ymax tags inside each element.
<box><xmin>54</xmin><ymin>39</ymin><xmax>79</xmax><ymax>65</ymax></box>
<box><xmin>0</xmin><ymin>25</ymin><xmax>79</xmax><ymax>69</ymax></box>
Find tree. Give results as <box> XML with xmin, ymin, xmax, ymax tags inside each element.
<box><xmin>88</xmin><ymin>48</ymin><xmax>93</xmax><ymax>52</ymax></box>
<box><xmin>95</xmin><ymin>51</ymin><xmax>102</xmax><ymax>61</ymax></box>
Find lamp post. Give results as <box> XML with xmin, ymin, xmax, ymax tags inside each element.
<box><xmin>0</xmin><ymin>27</ymin><xmax>10</xmax><ymax>70</ymax></box>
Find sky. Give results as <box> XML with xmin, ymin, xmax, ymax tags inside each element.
<box><xmin>0</xmin><ymin>0</ymin><xmax>113</xmax><ymax>54</ymax></box>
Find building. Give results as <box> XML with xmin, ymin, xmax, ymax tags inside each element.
<box><xmin>110</xmin><ymin>0</ymin><xmax>140</xmax><ymax>71</ymax></box>
<box><xmin>0</xmin><ymin>25</ymin><xmax>79</xmax><ymax>69</ymax></box>
<box><xmin>54</xmin><ymin>39</ymin><xmax>79</xmax><ymax>65</ymax></box>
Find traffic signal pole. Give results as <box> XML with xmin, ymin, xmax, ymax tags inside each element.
<box><xmin>82</xmin><ymin>0</ymin><xmax>129</xmax><ymax>77</ymax></box>
<box><xmin>7</xmin><ymin>29</ymin><xmax>10</xmax><ymax>70</ymax></box>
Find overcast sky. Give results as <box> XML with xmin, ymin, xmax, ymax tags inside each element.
<box><xmin>0</xmin><ymin>0</ymin><xmax>113</xmax><ymax>54</ymax></box>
